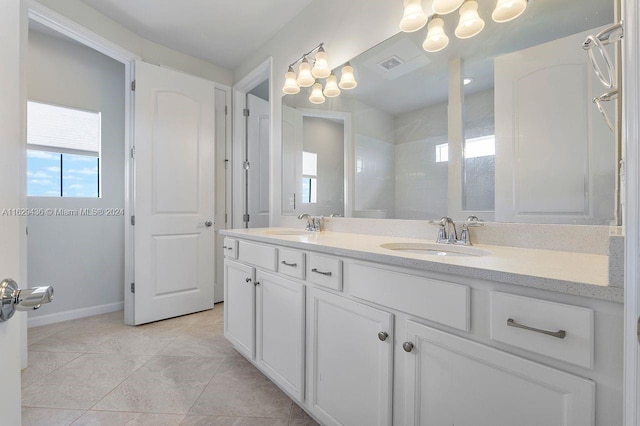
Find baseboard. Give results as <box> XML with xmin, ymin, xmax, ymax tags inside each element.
<box><xmin>28</xmin><ymin>301</ymin><xmax>124</xmax><ymax>328</ymax></box>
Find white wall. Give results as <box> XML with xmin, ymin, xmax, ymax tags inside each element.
<box><xmin>34</xmin><ymin>0</ymin><xmax>232</xmax><ymax>85</ymax></box>
<box><xmin>26</xmin><ymin>29</ymin><xmax>125</xmax><ymax>323</ymax></box>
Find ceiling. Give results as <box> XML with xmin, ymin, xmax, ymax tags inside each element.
<box><xmin>79</xmin><ymin>0</ymin><xmax>313</xmax><ymax>69</ymax></box>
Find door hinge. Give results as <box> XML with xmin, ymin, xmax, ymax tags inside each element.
<box><xmin>225</xmin><ymin>105</ymin><xmax>228</xmax><ymax>115</ymax></box>
<box><xmin>637</xmin><ymin>316</ymin><xmax>640</xmax><ymax>344</ymax></box>
<box><xmin>130</xmin><ymin>283</ymin><xmax>135</xmax><ymax>293</ymax></box>
<box><xmin>130</xmin><ymin>215</ymin><xmax>135</xmax><ymax>226</ymax></box>
<box><xmin>130</xmin><ymin>147</ymin><xmax>136</xmax><ymax>159</ymax></box>
<box><xmin>243</xmin><ymin>108</ymin><xmax>250</xmax><ymax>117</ymax></box>
<box><xmin>243</xmin><ymin>213</ymin><xmax>250</xmax><ymax>223</ymax></box>
<box><xmin>131</xmin><ymin>80</ymin><xmax>136</xmax><ymax>91</ymax></box>
<box><xmin>224</xmin><ymin>159</ymin><xmax>229</xmax><ymax>170</ymax></box>
<box><xmin>243</xmin><ymin>161</ymin><xmax>250</xmax><ymax>170</ymax></box>
<box><xmin>225</xmin><ymin>213</ymin><xmax>228</xmax><ymax>223</ymax></box>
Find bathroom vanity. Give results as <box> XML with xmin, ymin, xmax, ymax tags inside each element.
<box><xmin>221</xmin><ymin>228</ymin><xmax>622</xmax><ymax>426</ymax></box>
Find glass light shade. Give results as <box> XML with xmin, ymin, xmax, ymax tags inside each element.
<box><xmin>282</xmin><ymin>69</ymin><xmax>300</xmax><ymax>94</ymax></box>
<box><xmin>399</xmin><ymin>0</ymin><xmax>428</xmax><ymax>32</ymax></box>
<box><xmin>323</xmin><ymin>74</ymin><xmax>341</xmax><ymax>97</ymax></box>
<box><xmin>309</xmin><ymin>82</ymin><xmax>326</xmax><ymax>104</ymax></box>
<box><xmin>297</xmin><ymin>58</ymin><xmax>315</xmax><ymax>87</ymax></box>
<box><xmin>432</xmin><ymin>0</ymin><xmax>464</xmax><ymax>15</ymax></box>
<box><xmin>339</xmin><ymin>64</ymin><xmax>357</xmax><ymax>90</ymax></box>
<box><xmin>455</xmin><ymin>1</ymin><xmax>485</xmax><ymax>39</ymax></box>
<box><xmin>492</xmin><ymin>0</ymin><xmax>527</xmax><ymax>23</ymax></box>
<box><xmin>312</xmin><ymin>49</ymin><xmax>331</xmax><ymax>78</ymax></box>
<box><xmin>422</xmin><ymin>17</ymin><xmax>449</xmax><ymax>52</ymax></box>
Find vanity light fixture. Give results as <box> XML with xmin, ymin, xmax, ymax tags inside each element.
<box><xmin>400</xmin><ymin>0</ymin><xmax>429</xmax><ymax>32</ymax></box>
<box><xmin>455</xmin><ymin>0</ymin><xmax>485</xmax><ymax>39</ymax></box>
<box><xmin>423</xmin><ymin>16</ymin><xmax>449</xmax><ymax>52</ymax></box>
<box><xmin>339</xmin><ymin>63</ymin><xmax>358</xmax><ymax>89</ymax></box>
<box><xmin>309</xmin><ymin>82</ymin><xmax>326</xmax><ymax>104</ymax></box>
<box><xmin>492</xmin><ymin>0</ymin><xmax>528</xmax><ymax>23</ymax></box>
<box><xmin>463</xmin><ymin>77</ymin><xmax>473</xmax><ymax>85</ymax></box>
<box><xmin>399</xmin><ymin>0</ymin><xmax>527</xmax><ymax>52</ymax></box>
<box><xmin>281</xmin><ymin>43</ymin><xmax>357</xmax><ymax>98</ymax></box>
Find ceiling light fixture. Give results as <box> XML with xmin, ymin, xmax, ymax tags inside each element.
<box><xmin>400</xmin><ymin>0</ymin><xmax>428</xmax><ymax>32</ymax></box>
<box><xmin>282</xmin><ymin>43</ymin><xmax>357</xmax><ymax>100</ymax></box>
<box><xmin>399</xmin><ymin>0</ymin><xmax>528</xmax><ymax>53</ymax></box>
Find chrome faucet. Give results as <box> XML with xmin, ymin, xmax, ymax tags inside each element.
<box><xmin>430</xmin><ymin>216</ymin><xmax>483</xmax><ymax>245</ymax></box>
<box><xmin>298</xmin><ymin>213</ymin><xmax>323</xmax><ymax>232</ymax></box>
<box><xmin>459</xmin><ymin>215</ymin><xmax>484</xmax><ymax>246</ymax></box>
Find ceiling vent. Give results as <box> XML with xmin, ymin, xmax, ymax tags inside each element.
<box><xmin>377</xmin><ymin>55</ymin><xmax>404</xmax><ymax>71</ymax></box>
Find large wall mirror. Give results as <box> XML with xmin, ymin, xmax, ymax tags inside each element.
<box><xmin>282</xmin><ymin>0</ymin><xmax>619</xmax><ymax>225</ymax></box>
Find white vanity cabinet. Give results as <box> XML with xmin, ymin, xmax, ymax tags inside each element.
<box><xmin>403</xmin><ymin>321</ymin><xmax>595</xmax><ymax>426</ymax></box>
<box><xmin>223</xmin><ymin>259</ymin><xmax>255</xmax><ymax>359</ymax></box>
<box><xmin>307</xmin><ymin>287</ymin><xmax>394</xmax><ymax>426</ymax></box>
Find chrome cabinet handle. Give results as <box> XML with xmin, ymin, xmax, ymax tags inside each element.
<box><xmin>254</xmin><ymin>281</ymin><xmax>260</xmax><ymax>287</ymax></box>
<box><xmin>378</xmin><ymin>331</ymin><xmax>389</xmax><ymax>341</ymax></box>
<box><xmin>224</xmin><ymin>246</ymin><xmax>233</xmax><ymax>251</ymax></box>
<box><xmin>403</xmin><ymin>342</ymin><xmax>414</xmax><ymax>352</ymax></box>
<box><xmin>281</xmin><ymin>261</ymin><xmax>298</xmax><ymax>268</ymax></box>
<box><xmin>1</xmin><ymin>278</ymin><xmax>54</xmax><ymax>322</ymax></box>
<box><xmin>245</xmin><ymin>278</ymin><xmax>252</xmax><ymax>283</ymax></box>
<box><xmin>507</xmin><ymin>318</ymin><xmax>567</xmax><ymax>339</ymax></box>
<box><xmin>311</xmin><ymin>268</ymin><xmax>332</xmax><ymax>277</ymax></box>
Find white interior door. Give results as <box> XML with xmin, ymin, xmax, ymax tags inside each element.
<box><xmin>214</xmin><ymin>86</ymin><xmax>229</xmax><ymax>303</ymax></box>
<box><xmin>0</xmin><ymin>0</ymin><xmax>24</xmax><ymax>421</ymax></box>
<box><xmin>133</xmin><ymin>61</ymin><xmax>216</xmax><ymax>325</ymax></box>
<box><xmin>247</xmin><ymin>94</ymin><xmax>270</xmax><ymax>228</ymax></box>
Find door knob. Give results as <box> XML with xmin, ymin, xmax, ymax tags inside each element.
<box><xmin>205</xmin><ymin>220</ymin><xmax>213</xmax><ymax>227</ymax></box>
<box><xmin>402</xmin><ymin>342</ymin><xmax>414</xmax><ymax>352</ymax></box>
<box><xmin>1</xmin><ymin>278</ymin><xmax>54</xmax><ymax>322</ymax></box>
<box><xmin>378</xmin><ymin>331</ymin><xmax>389</xmax><ymax>341</ymax></box>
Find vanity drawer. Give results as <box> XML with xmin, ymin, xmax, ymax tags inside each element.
<box><xmin>238</xmin><ymin>240</ymin><xmax>278</xmax><ymax>271</ymax></box>
<box><xmin>278</xmin><ymin>248</ymin><xmax>306</xmax><ymax>280</ymax></box>
<box><xmin>307</xmin><ymin>253</ymin><xmax>342</xmax><ymax>291</ymax></box>
<box><xmin>490</xmin><ymin>292</ymin><xmax>594</xmax><ymax>369</ymax></box>
<box><xmin>344</xmin><ymin>262</ymin><xmax>470</xmax><ymax>331</ymax></box>
<box><xmin>222</xmin><ymin>238</ymin><xmax>238</xmax><ymax>259</ymax></box>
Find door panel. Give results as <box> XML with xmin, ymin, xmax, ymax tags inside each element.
<box><xmin>247</xmin><ymin>94</ymin><xmax>270</xmax><ymax>227</ymax></box>
<box><xmin>224</xmin><ymin>260</ymin><xmax>255</xmax><ymax>359</ymax></box>
<box><xmin>214</xmin><ymin>86</ymin><xmax>229</xmax><ymax>303</ymax></box>
<box><xmin>134</xmin><ymin>61</ymin><xmax>216</xmax><ymax>324</ymax></box>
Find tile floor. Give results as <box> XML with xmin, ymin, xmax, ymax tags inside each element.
<box><xmin>22</xmin><ymin>304</ymin><xmax>319</xmax><ymax>425</ymax></box>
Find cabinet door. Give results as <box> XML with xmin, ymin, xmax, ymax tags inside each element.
<box><xmin>256</xmin><ymin>271</ymin><xmax>305</xmax><ymax>401</ymax></box>
<box><xmin>308</xmin><ymin>287</ymin><xmax>393</xmax><ymax>426</ymax></box>
<box><xmin>404</xmin><ymin>321</ymin><xmax>595</xmax><ymax>426</ymax></box>
<box><xmin>223</xmin><ymin>259</ymin><xmax>255</xmax><ymax>359</ymax></box>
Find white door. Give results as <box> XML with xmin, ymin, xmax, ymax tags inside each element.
<box><xmin>223</xmin><ymin>259</ymin><xmax>255</xmax><ymax>359</ymax></box>
<box><xmin>0</xmin><ymin>0</ymin><xmax>24</xmax><ymax>421</ymax></box>
<box><xmin>214</xmin><ymin>86</ymin><xmax>229</xmax><ymax>303</ymax></box>
<box><xmin>404</xmin><ymin>320</ymin><xmax>595</xmax><ymax>426</ymax></box>
<box><xmin>307</xmin><ymin>287</ymin><xmax>394</xmax><ymax>426</ymax></box>
<box><xmin>256</xmin><ymin>270</ymin><xmax>305</xmax><ymax>400</ymax></box>
<box><xmin>246</xmin><ymin>94</ymin><xmax>270</xmax><ymax>227</ymax></box>
<box><xmin>134</xmin><ymin>61</ymin><xmax>216</xmax><ymax>325</ymax></box>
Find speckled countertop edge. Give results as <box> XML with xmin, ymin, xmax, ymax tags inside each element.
<box><xmin>221</xmin><ymin>228</ymin><xmax>624</xmax><ymax>304</ymax></box>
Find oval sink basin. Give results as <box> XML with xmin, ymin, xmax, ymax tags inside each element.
<box><xmin>263</xmin><ymin>229</ymin><xmax>311</xmax><ymax>236</ymax></box>
<box><xmin>380</xmin><ymin>242</ymin><xmax>491</xmax><ymax>257</ymax></box>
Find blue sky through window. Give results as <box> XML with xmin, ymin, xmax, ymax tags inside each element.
<box><xmin>27</xmin><ymin>150</ymin><xmax>98</xmax><ymax>197</ymax></box>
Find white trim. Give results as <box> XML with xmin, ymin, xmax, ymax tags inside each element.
<box><xmin>27</xmin><ymin>302</ymin><xmax>124</xmax><ymax>328</ymax></box>
<box><xmin>232</xmin><ymin>58</ymin><xmax>272</xmax><ymax>228</ymax></box>
<box><xmin>25</xmin><ymin>1</ymin><xmax>138</xmax><ymax>325</ymax></box>
<box><xmin>623</xmin><ymin>0</ymin><xmax>640</xmax><ymax>423</ymax></box>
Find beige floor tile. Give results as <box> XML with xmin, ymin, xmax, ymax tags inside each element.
<box><xmin>159</xmin><ymin>333</ymin><xmax>235</xmax><ymax>358</ymax></box>
<box><xmin>180</xmin><ymin>416</ymin><xmax>288</xmax><ymax>426</ymax></box>
<box><xmin>28</xmin><ymin>322</ymin><xmax>125</xmax><ymax>353</ymax></box>
<box><xmin>27</xmin><ymin>321</ymin><xmax>77</xmax><ymax>346</ymax></box>
<box><xmin>22</xmin><ymin>351</ymin><xmax>83</xmax><ymax>389</ymax></box>
<box><xmin>72</xmin><ymin>410</ymin><xmax>185</xmax><ymax>425</ymax></box>
<box><xmin>189</xmin><ymin>358</ymin><xmax>292</xmax><ymax>418</ymax></box>
<box><xmin>21</xmin><ymin>407</ymin><xmax>84</xmax><ymax>426</ymax></box>
<box><xmin>89</xmin><ymin>329</ymin><xmax>176</xmax><ymax>355</ymax></box>
<box><xmin>289</xmin><ymin>404</ymin><xmax>319</xmax><ymax>425</ymax></box>
<box><xmin>93</xmin><ymin>356</ymin><xmax>224</xmax><ymax>414</ymax></box>
<box><xmin>22</xmin><ymin>353</ymin><xmax>149</xmax><ymax>409</ymax></box>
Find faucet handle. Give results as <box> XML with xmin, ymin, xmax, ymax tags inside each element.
<box><xmin>428</xmin><ymin>219</ymin><xmax>448</xmax><ymax>243</ymax></box>
<box><xmin>463</xmin><ymin>215</ymin><xmax>484</xmax><ymax>228</ymax></box>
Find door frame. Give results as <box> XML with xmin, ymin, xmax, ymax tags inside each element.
<box><xmin>232</xmin><ymin>58</ymin><xmax>272</xmax><ymax>228</ymax></box>
<box><xmin>623</xmin><ymin>0</ymin><xmax>640</xmax><ymax>423</ymax></box>
<box><xmin>25</xmin><ymin>1</ymin><xmax>138</xmax><ymax>325</ymax></box>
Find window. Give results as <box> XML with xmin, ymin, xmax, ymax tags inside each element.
<box><xmin>302</xmin><ymin>151</ymin><xmax>317</xmax><ymax>204</ymax></box>
<box><xmin>27</xmin><ymin>101</ymin><xmax>101</xmax><ymax>197</ymax></box>
<box><xmin>464</xmin><ymin>135</ymin><xmax>495</xmax><ymax>158</ymax></box>
<box><xmin>435</xmin><ymin>143</ymin><xmax>449</xmax><ymax>163</ymax></box>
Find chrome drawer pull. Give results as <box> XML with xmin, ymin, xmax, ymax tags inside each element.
<box><xmin>311</xmin><ymin>268</ymin><xmax>332</xmax><ymax>277</ymax></box>
<box><xmin>223</xmin><ymin>246</ymin><xmax>233</xmax><ymax>251</ymax></box>
<box><xmin>281</xmin><ymin>261</ymin><xmax>298</xmax><ymax>268</ymax></box>
<box><xmin>507</xmin><ymin>318</ymin><xmax>566</xmax><ymax>339</ymax></box>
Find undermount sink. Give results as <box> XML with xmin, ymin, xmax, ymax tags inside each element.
<box><xmin>263</xmin><ymin>229</ymin><xmax>311</xmax><ymax>236</ymax></box>
<box><xmin>380</xmin><ymin>242</ymin><xmax>491</xmax><ymax>257</ymax></box>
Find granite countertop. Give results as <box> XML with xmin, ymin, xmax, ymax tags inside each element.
<box><xmin>221</xmin><ymin>228</ymin><xmax>623</xmax><ymax>303</ymax></box>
